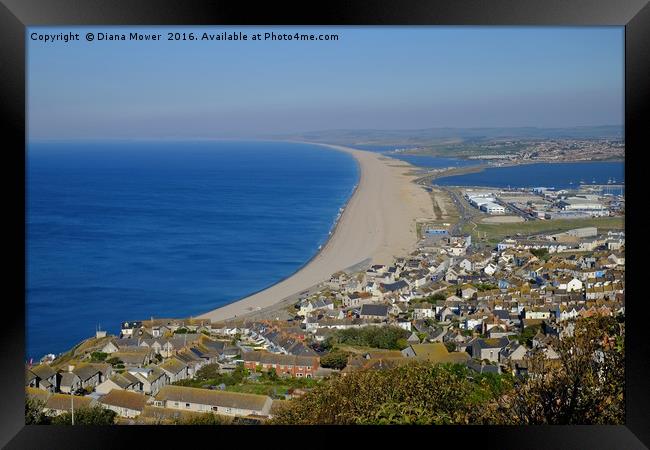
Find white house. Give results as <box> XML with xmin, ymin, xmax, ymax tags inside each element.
<box><xmin>461</xmin><ymin>287</ymin><xmax>478</xmax><ymax>299</ymax></box>
<box><xmin>566</xmin><ymin>277</ymin><xmax>583</xmax><ymax>292</ymax></box>
<box><xmin>459</xmin><ymin>259</ymin><xmax>473</xmax><ymax>272</ymax></box>
<box><xmin>396</xmin><ymin>319</ymin><xmax>412</xmax><ymax>332</ymax></box>
<box><xmin>413</xmin><ymin>303</ymin><xmax>435</xmax><ymax>320</ymax></box>
<box><xmin>484</xmin><ymin>264</ymin><xmax>498</xmax><ymax>276</ymax></box>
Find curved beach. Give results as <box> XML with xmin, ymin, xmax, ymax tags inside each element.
<box><xmin>198</xmin><ymin>144</ymin><xmax>434</xmax><ymax>323</ymax></box>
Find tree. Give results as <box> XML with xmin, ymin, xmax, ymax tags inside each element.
<box><xmin>516</xmin><ymin>324</ymin><xmax>542</xmax><ymax>347</ymax></box>
<box><xmin>395</xmin><ymin>338</ymin><xmax>409</xmax><ymax>350</ymax></box>
<box><xmin>326</xmin><ymin>326</ymin><xmax>410</xmax><ymax>350</ymax></box>
<box><xmin>195</xmin><ymin>363</ymin><xmax>221</xmax><ymax>381</ymax></box>
<box><xmin>530</xmin><ymin>248</ymin><xmax>549</xmax><ymax>260</ymax></box>
<box><xmin>427</xmin><ymin>293</ymin><xmax>446</xmax><ymax>302</ymax></box>
<box><xmin>25</xmin><ymin>398</ymin><xmax>50</xmax><ymax>425</ymax></box>
<box><xmin>496</xmin><ymin>316</ymin><xmax>624</xmax><ymax>425</ymax></box>
<box><xmin>319</xmin><ymin>350</ymin><xmax>349</xmax><ymax>370</ymax></box>
<box><xmin>231</xmin><ymin>364</ymin><xmax>249</xmax><ymax>383</ymax></box>
<box><xmin>51</xmin><ymin>406</ymin><xmax>117</xmax><ymax>425</ymax></box>
<box><xmin>270</xmin><ymin>362</ymin><xmax>500</xmax><ymax>425</ymax></box>
<box><xmin>444</xmin><ymin>341</ymin><xmax>457</xmax><ymax>352</ymax></box>
<box><xmin>89</xmin><ymin>351</ymin><xmax>108</xmax><ymax>362</ymax></box>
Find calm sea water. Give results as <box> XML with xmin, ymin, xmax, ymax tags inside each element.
<box><xmin>433</xmin><ymin>161</ymin><xmax>624</xmax><ymax>190</ymax></box>
<box><xmin>26</xmin><ymin>140</ymin><xmax>358</xmax><ymax>360</ymax></box>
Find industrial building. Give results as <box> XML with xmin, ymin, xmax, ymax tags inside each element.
<box><xmin>480</xmin><ymin>202</ymin><xmax>505</xmax><ymax>214</ymax></box>
<box><xmin>558</xmin><ymin>196</ymin><xmax>607</xmax><ymax>211</ymax></box>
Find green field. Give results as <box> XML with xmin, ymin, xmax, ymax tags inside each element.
<box><xmin>463</xmin><ymin>216</ymin><xmax>624</xmax><ymax>243</ymax></box>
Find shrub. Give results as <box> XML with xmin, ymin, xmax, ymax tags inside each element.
<box><xmin>319</xmin><ymin>350</ymin><xmax>349</xmax><ymax>370</ymax></box>
<box><xmin>497</xmin><ymin>316</ymin><xmax>624</xmax><ymax>425</ymax></box>
<box><xmin>89</xmin><ymin>351</ymin><xmax>108</xmax><ymax>362</ymax></box>
<box><xmin>51</xmin><ymin>406</ymin><xmax>117</xmax><ymax>425</ymax></box>
<box><xmin>172</xmin><ymin>413</ymin><xmax>232</xmax><ymax>425</ymax></box>
<box><xmin>326</xmin><ymin>326</ymin><xmax>410</xmax><ymax>350</ymax></box>
<box><xmin>270</xmin><ymin>362</ymin><xmax>494</xmax><ymax>425</ymax></box>
<box><xmin>25</xmin><ymin>398</ymin><xmax>50</xmax><ymax>425</ymax></box>
<box><xmin>195</xmin><ymin>363</ymin><xmax>221</xmax><ymax>381</ymax></box>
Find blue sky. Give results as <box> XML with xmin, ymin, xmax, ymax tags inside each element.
<box><xmin>27</xmin><ymin>26</ymin><xmax>623</xmax><ymax>140</ymax></box>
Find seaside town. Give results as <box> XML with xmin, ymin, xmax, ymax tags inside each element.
<box><xmin>392</xmin><ymin>138</ymin><xmax>624</xmax><ymax>163</ymax></box>
<box><xmin>20</xmin><ymin>21</ymin><xmax>630</xmax><ymax>434</ymax></box>
<box><xmin>25</xmin><ymin>179</ymin><xmax>625</xmax><ymax>424</ymax></box>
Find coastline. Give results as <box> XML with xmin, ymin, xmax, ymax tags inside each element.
<box><xmin>197</xmin><ymin>143</ymin><xmax>435</xmax><ymax>324</ymax></box>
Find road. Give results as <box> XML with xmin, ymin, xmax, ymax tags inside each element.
<box><xmin>494</xmin><ymin>198</ymin><xmax>537</xmax><ymax>220</ymax></box>
<box><xmin>440</xmin><ymin>186</ymin><xmax>479</xmax><ymax>236</ymax></box>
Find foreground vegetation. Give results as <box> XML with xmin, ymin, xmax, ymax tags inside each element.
<box><xmin>26</xmin><ymin>401</ymin><xmax>117</xmax><ymax>425</ymax></box>
<box><xmin>271</xmin><ymin>316</ymin><xmax>624</xmax><ymax>425</ymax></box>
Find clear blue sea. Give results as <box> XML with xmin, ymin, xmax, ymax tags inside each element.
<box><xmin>26</xmin><ymin>140</ymin><xmax>358</xmax><ymax>360</ymax></box>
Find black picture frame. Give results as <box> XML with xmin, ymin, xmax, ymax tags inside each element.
<box><xmin>2</xmin><ymin>0</ymin><xmax>648</xmax><ymax>448</ymax></box>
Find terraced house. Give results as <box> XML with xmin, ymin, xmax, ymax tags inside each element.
<box><xmin>153</xmin><ymin>385</ymin><xmax>273</xmax><ymax>418</ymax></box>
<box><xmin>98</xmin><ymin>389</ymin><xmax>149</xmax><ymax>418</ymax></box>
<box><xmin>242</xmin><ymin>350</ymin><xmax>319</xmax><ymax>378</ymax></box>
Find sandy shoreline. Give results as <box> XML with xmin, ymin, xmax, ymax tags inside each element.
<box><xmin>197</xmin><ymin>143</ymin><xmax>434</xmax><ymax>323</ymax></box>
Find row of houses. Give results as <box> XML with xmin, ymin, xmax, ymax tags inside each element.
<box><xmin>27</xmin><ymin>384</ymin><xmax>279</xmax><ymax>422</ymax></box>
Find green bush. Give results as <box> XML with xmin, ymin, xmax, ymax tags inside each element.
<box><xmin>90</xmin><ymin>351</ymin><xmax>108</xmax><ymax>362</ymax></box>
<box><xmin>51</xmin><ymin>406</ymin><xmax>117</xmax><ymax>425</ymax></box>
<box><xmin>475</xmin><ymin>283</ymin><xmax>499</xmax><ymax>292</ymax></box>
<box><xmin>326</xmin><ymin>326</ymin><xmax>409</xmax><ymax>350</ymax></box>
<box><xmin>195</xmin><ymin>363</ymin><xmax>221</xmax><ymax>381</ymax></box>
<box><xmin>25</xmin><ymin>398</ymin><xmax>50</xmax><ymax>425</ymax></box>
<box><xmin>172</xmin><ymin>413</ymin><xmax>232</xmax><ymax>425</ymax></box>
<box><xmin>530</xmin><ymin>248</ymin><xmax>549</xmax><ymax>259</ymax></box>
<box><xmin>319</xmin><ymin>350</ymin><xmax>349</xmax><ymax>370</ymax></box>
<box><xmin>270</xmin><ymin>362</ymin><xmax>500</xmax><ymax>425</ymax></box>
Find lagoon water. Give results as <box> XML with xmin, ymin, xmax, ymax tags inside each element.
<box><xmin>434</xmin><ymin>161</ymin><xmax>624</xmax><ymax>190</ymax></box>
<box><xmin>26</xmin><ymin>140</ymin><xmax>358</xmax><ymax>360</ymax></box>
